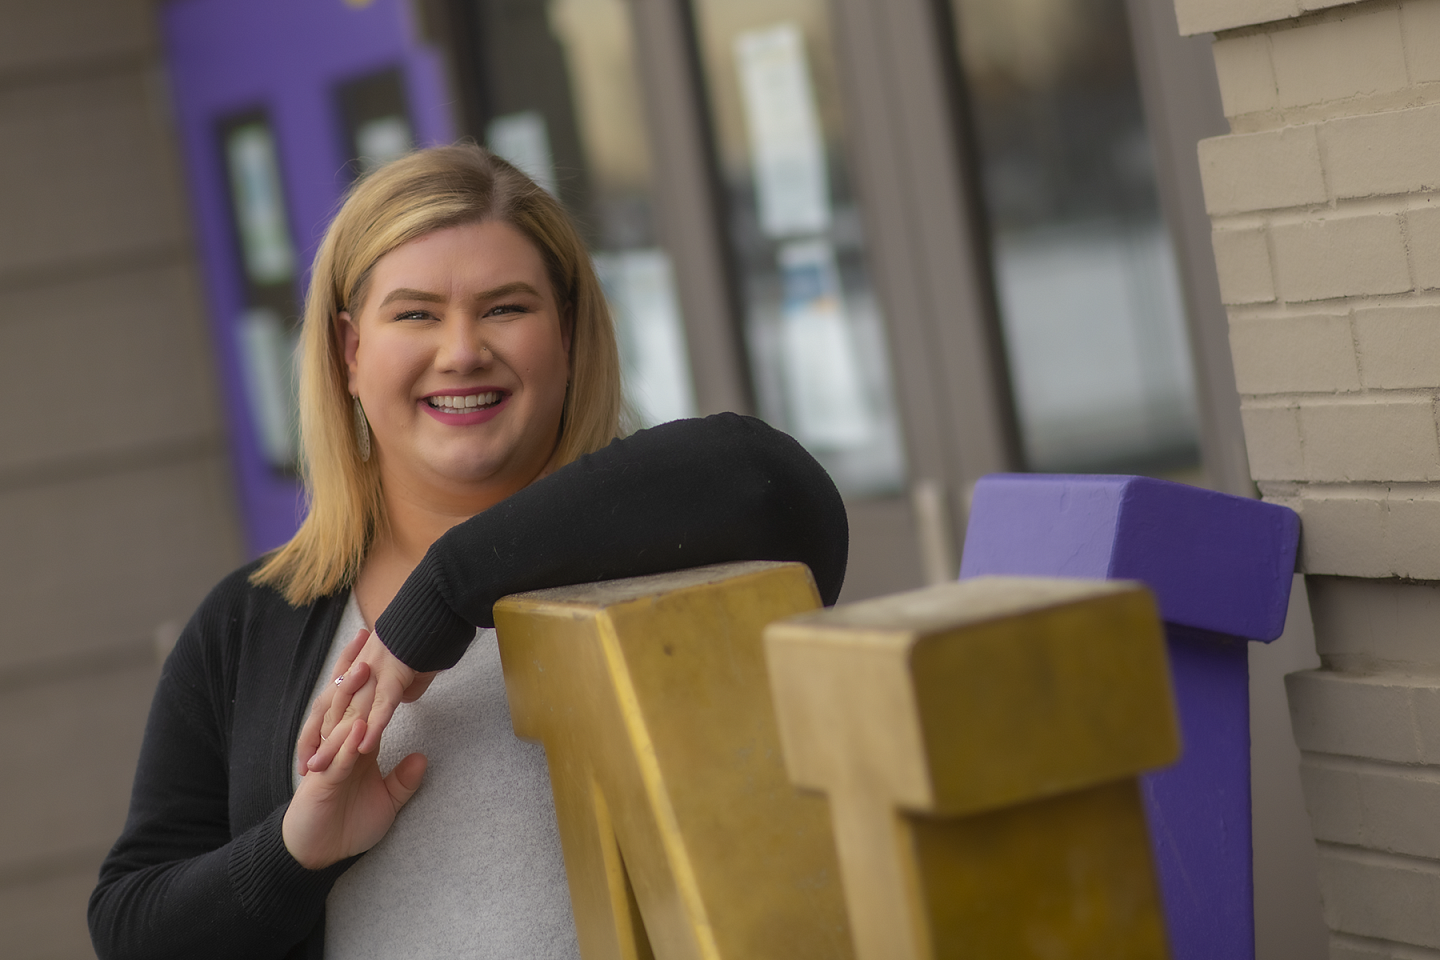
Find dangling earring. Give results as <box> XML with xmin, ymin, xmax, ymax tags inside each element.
<box><xmin>353</xmin><ymin>396</ymin><xmax>371</xmax><ymax>462</ymax></box>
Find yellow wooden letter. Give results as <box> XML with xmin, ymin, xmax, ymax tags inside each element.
<box><xmin>765</xmin><ymin>576</ymin><xmax>1181</xmax><ymax>960</ymax></box>
<box><xmin>493</xmin><ymin>561</ymin><xmax>855</xmax><ymax>960</ymax></box>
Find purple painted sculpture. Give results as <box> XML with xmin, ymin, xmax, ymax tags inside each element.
<box><xmin>960</xmin><ymin>474</ymin><xmax>1300</xmax><ymax>960</ymax></box>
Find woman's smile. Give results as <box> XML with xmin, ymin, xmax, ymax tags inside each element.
<box><xmin>421</xmin><ymin>388</ymin><xmax>510</xmax><ymax>424</ymax></box>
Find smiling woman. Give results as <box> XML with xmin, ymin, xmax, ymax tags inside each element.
<box><xmin>338</xmin><ymin>222</ymin><xmax>581</xmax><ymax>639</ymax></box>
<box><xmin>250</xmin><ymin>146</ymin><xmax>624</xmax><ymax>613</ymax></box>
<box><xmin>87</xmin><ymin>145</ymin><xmax>848</xmax><ymax>960</ymax></box>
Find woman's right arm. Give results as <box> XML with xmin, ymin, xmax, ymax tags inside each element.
<box><xmin>88</xmin><ymin>617</ymin><xmax>350</xmax><ymax>960</ymax></box>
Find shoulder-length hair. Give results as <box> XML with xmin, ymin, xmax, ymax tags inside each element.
<box><xmin>252</xmin><ymin>144</ymin><xmax>623</xmax><ymax>605</ymax></box>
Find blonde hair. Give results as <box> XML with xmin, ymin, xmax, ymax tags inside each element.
<box><xmin>253</xmin><ymin>144</ymin><xmax>623</xmax><ymax>605</ymax></box>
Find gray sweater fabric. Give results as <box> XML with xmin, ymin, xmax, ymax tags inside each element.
<box><xmin>300</xmin><ymin>594</ymin><xmax>580</xmax><ymax>959</ymax></box>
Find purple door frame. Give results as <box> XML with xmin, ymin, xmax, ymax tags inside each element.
<box><xmin>160</xmin><ymin>0</ymin><xmax>455</xmax><ymax>555</ymax></box>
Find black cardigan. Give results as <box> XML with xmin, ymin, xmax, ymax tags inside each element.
<box><xmin>88</xmin><ymin>415</ymin><xmax>847</xmax><ymax>960</ymax></box>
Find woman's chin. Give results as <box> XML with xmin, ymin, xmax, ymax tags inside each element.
<box><xmin>377</xmin><ymin>431</ymin><xmax>560</xmax><ymax>504</ymax></box>
<box><xmin>416</xmin><ymin>454</ymin><xmax>542</xmax><ymax>497</ymax></box>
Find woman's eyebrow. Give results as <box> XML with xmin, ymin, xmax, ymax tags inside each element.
<box><xmin>379</xmin><ymin>287</ymin><xmax>445</xmax><ymax>306</ymax></box>
<box><xmin>473</xmin><ymin>281</ymin><xmax>541</xmax><ymax>302</ymax></box>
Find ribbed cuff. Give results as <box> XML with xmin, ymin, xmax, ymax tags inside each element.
<box><xmin>374</xmin><ymin>551</ymin><xmax>475</xmax><ymax>672</ymax></box>
<box><xmin>227</xmin><ymin>806</ymin><xmax>354</xmax><ymax>935</ymax></box>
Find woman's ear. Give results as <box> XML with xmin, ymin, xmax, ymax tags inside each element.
<box><xmin>338</xmin><ymin>311</ymin><xmax>361</xmax><ymax>393</ymax></box>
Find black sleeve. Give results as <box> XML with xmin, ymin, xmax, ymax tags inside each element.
<box><xmin>88</xmin><ymin>599</ymin><xmax>349</xmax><ymax>960</ymax></box>
<box><xmin>376</xmin><ymin>414</ymin><xmax>848</xmax><ymax>672</ymax></box>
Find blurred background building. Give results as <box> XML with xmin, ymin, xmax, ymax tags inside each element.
<box><xmin>0</xmin><ymin>0</ymin><xmax>1325</xmax><ymax>956</ymax></box>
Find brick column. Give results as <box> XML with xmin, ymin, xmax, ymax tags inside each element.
<box><xmin>1177</xmin><ymin>0</ymin><xmax>1440</xmax><ymax>954</ymax></box>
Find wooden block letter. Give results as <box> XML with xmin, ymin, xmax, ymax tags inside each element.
<box><xmin>765</xmin><ymin>576</ymin><xmax>1181</xmax><ymax>960</ymax></box>
<box><xmin>494</xmin><ymin>561</ymin><xmax>855</xmax><ymax>960</ymax></box>
<box><xmin>960</xmin><ymin>473</ymin><xmax>1301</xmax><ymax>960</ymax></box>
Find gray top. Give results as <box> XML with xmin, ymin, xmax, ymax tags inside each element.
<box><xmin>296</xmin><ymin>593</ymin><xmax>580</xmax><ymax>959</ymax></box>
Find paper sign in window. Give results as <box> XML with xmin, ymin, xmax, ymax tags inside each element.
<box><xmin>779</xmin><ymin>239</ymin><xmax>871</xmax><ymax>449</ymax></box>
<box><xmin>734</xmin><ymin>23</ymin><xmax>831</xmax><ymax>239</ymax></box>
<box><xmin>487</xmin><ymin>111</ymin><xmax>559</xmax><ymax>196</ymax></box>
<box><xmin>595</xmin><ymin>249</ymin><xmax>698</xmax><ymax>428</ymax></box>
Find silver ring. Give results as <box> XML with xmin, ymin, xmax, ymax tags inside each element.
<box><xmin>334</xmin><ymin>675</ymin><xmax>344</xmax><ymax>685</ymax></box>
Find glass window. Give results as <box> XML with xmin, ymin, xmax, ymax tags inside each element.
<box><xmin>688</xmin><ymin>0</ymin><xmax>907</xmax><ymax>497</ymax></box>
<box><xmin>337</xmin><ymin>67</ymin><xmax>416</xmax><ymax>179</ymax></box>
<box><xmin>949</xmin><ymin>0</ymin><xmax>1200</xmax><ymax>474</ymax></box>
<box><xmin>465</xmin><ymin>0</ymin><xmax>696</xmax><ymax>428</ymax></box>
<box><xmin>220</xmin><ymin>111</ymin><xmax>302</xmax><ymax>471</ymax></box>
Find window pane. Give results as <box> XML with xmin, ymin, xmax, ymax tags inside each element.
<box><xmin>337</xmin><ymin>67</ymin><xmax>416</xmax><ymax>179</ymax></box>
<box><xmin>220</xmin><ymin>111</ymin><xmax>301</xmax><ymax>471</ymax></box>
<box><xmin>689</xmin><ymin>0</ymin><xmax>907</xmax><ymax>497</ymax></box>
<box><xmin>470</xmin><ymin>0</ymin><xmax>697</xmax><ymax>427</ymax></box>
<box><xmin>950</xmin><ymin>0</ymin><xmax>1201</xmax><ymax>474</ymax></box>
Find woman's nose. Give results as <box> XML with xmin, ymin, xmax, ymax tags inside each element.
<box><xmin>434</xmin><ymin>318</ymin><xmax>491</xmax><ymax>372</ymax></box>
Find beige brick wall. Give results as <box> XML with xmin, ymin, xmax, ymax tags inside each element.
<box><xmin>1270</xmin><ymin>214</ymin><xmax>1412</xmax><ymax>302</ymax></box>
<box><xmin>1212</xmin><ymin>225</ymin><xmax>1277</xmax><ymax>302</ymax></box>
<box><xmin>1187</xmin><ymin>0</ymin><xmax>1440</xmax><ymax>952</ymax></box>
<box><xmin>1302</xmin><ymin>758</ymin><xmax>1440</xmax><ymax>860</ymax></box>
<box><xmin>1353</xmin><ymin>305</ymin><xmax>1440</xmax><ymax>389</ymax></box>
<box><xmin>1197</xmin><ymin>126</ymin><xmax>1327</xmax><ymax>214</ymax></box>
<box><xmin>1196</xmin><ymin>0</ymin><xmax>1440</xmax><ymax>577</ymax></box>
<box><xmin>0</xmin><ymin>1</ymin><xmax>243</xmax><ymax>957</ymax></box>
<box><xmin>1312</xmin><ymin>849</ymin><xmax>1440</xmax><ymax>950</ymax></box>
<box><xmin>1269</xmin><ymin>7</ymin><xmax>1408</xmax><ymax>108</ymax></box>
<box><xmin>1228</xmin><ymin>312</ymin><xmax>1359</xmax><ymax>395</ymax></box>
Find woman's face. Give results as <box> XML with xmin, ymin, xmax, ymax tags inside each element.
<box><xmin>341</xmin><ymin>220</ymin><xmax>572</xmax><ymax>507</ymax></box>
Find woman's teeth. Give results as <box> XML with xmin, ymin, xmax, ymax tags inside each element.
<box><xmin>427</xmin><ymin>392</ymin><xmax>501</xmax><ymax>411</ymax></box>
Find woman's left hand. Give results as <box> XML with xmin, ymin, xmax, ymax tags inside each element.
<box><xmin>297</xmin><ymin>629</ymin><xmax>439</xmax><ymax>773</ymax></box>
<box><xmin>283</xmin><ymin>703</ymin><xmax>428</xmax><ymax>870</ymax></box>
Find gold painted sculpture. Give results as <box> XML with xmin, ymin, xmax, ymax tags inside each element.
<box><xmin>766</xmin><ymin>577</ymin><xmax>1180</xmax><ymax>960</ymax></box>
<box><xmin>494</xmin><ymin>561</ymin><xmax>854</xmax><ymax>960</ymax></box>
<box><xmin>495</xmin><ymin>564</ymin><xmax>1178</xmax><ymax>960</ymax></box>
